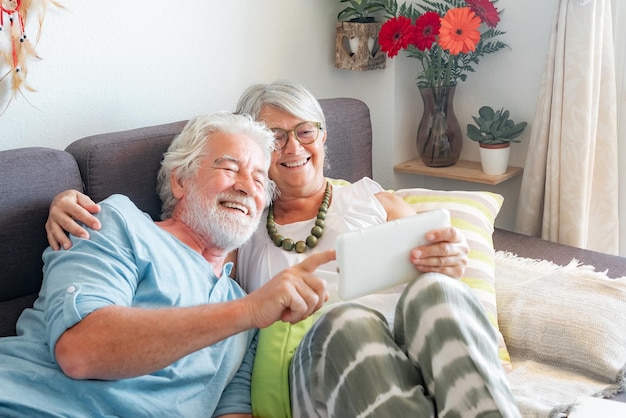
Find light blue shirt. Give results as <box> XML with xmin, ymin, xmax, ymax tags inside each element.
<box><xmin>0</xmin><ymin>194</ymin><xmax>255</xmax><ymax>417</ymax></box>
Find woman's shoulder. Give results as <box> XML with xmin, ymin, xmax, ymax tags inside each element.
<box><xmin>332</xmin><ymin>177</ymin><xmax>384</xmax><ymax>195</ymax></box>
<box><xmin>330</xmin><ymin>177</ymin><xmax>387</xmax><ymax>220</ymax></box>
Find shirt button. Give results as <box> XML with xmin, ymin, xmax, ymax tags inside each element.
<box><xmin>67</xmin><ymin>286</ymin><xmax>76</xmax><ymax>294</ymax></box>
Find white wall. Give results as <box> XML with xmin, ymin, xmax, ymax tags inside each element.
<box><xmin>0</xmin><ymin>0</ymin><xmax>360</xmax><ymax>148</ymax></box>
<box><xmin>5</xmin><ymin>0</ymin><xmax>621</xmax><ymax>250</ymax></box>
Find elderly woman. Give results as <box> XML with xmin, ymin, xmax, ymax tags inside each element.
<box><xmin>46</xmin><ymin>80</ymin><xmax>519</xmax><ymax>417</ymax></box>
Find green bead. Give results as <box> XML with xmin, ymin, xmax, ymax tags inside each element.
<box><xmin>265</xmin><ymin>182</ymin><xmax>333</xmax><ymax>253</ymax></box>
<box><xmin>311</xmin><ymin>226</ymin><xmax>323</xmax><ymax>238</ymax></box>
<box><xmin>273</xmin><ymin>235</ymin><xmax>284</xmax><ymax>247</ymax></box>
<box><xmin>282</xmin><ymin>238</ymin><xmax>295</xmax><ymax>251</ymax></box>
<box><xmin>295</xmin><ymin>241</ymin><xmax>307</xmax><ymax>253</ymax></box>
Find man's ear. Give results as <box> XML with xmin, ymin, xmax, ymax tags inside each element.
<box><xmin>170</xmin><ymin>172</ymin><xmax>185</xmax><ymax>199</ymax></box>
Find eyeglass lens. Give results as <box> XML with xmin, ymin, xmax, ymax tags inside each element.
<box><xmin>271</xmin><ymin>122</ymin><xmax>320</xmax><ymax>150</ymax></box>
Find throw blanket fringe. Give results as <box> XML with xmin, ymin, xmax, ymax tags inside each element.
<box><xmin>496</xmin><ymin>251</ymin><xmax>604</xmax><ymax>275</ymax></box>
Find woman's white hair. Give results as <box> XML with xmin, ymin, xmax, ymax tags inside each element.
<box><xmin>235</xmin><ymin>79</ymin><xmax>330</xmax><ymax>172</ymax></box>
<box><xmin>235</xmin><ymin>79</ymin><xmax>326</xmax><ymax>130</ymax></box>
<box><xmin>157</xmin><ymin>111</ymin><xmax>276</xmax><ymax>220</ymax></box>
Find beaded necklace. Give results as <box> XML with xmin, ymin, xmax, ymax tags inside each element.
<box><xmin>266</xmin><ymin>181</ymin><xmax>332</xmax><ymax>253</ymax></box>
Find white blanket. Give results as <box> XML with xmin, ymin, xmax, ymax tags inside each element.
<box><xmin>495</xmin><ymin>251</ymin><xmax>626</xmax><ymax>417</ymax></box>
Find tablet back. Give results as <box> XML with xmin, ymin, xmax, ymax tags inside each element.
<box><xmin>336</xmin><ymin>209</ymin><xmax>450</xmax><ymax>300</ymax></box>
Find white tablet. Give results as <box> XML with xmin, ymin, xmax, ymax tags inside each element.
<box><xmin>336</xmin><ymin>209</ymin><xmax>451</xmax><ymax>300</ymax></box>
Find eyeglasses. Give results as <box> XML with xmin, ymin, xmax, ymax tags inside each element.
<box><xmin>270</xmin><ymin>121</ymin><xmax>322</xmax><ymax>151</ymax></box>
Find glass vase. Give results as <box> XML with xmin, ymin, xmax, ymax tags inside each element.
<box><xmin>416</xmin><ymin>85</ymin><xmax>463</xmax><ymax>167</ymax></box>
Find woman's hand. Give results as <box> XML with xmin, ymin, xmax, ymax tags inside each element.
<box><xmin>410</xmin><ymin>226</ymin><xmax>469</xmax><ymax>279</ymax></box>
<box><xmin>45</xmin><ymin>190</ymin><xmax>101</xmax><ymax>250</ymax></box>
<box><xmin>375</xmin><ymin>191</ymin><xmax>469</xmax><ymax>279</ymax></box>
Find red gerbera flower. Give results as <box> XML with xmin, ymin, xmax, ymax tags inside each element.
<box><xmin>379</xmin><ymin>16</ymin><xmax>415</xmax><ymax>58</ymax></box>
<box><xmin>438</xmin><ymin>7</ymin><xmax>481</xmax><ymax>55</ymax></box>
<box><xmin>412</xmin><ymin>11</ymin><xmax>441</xmax><ymax>51</ymax></box>
<box><xmin>465</xmin><ymin>0</ymin><xmax>500</xmax><ymax>28</ymax></box>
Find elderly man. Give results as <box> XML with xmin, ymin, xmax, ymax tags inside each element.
<box><xmin>0</xmin><ymin>112</ymin><xmax>332</xmax><ymax>417</ymax></box>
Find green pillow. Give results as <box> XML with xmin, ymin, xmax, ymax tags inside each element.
<box><xmin>250</xmin><ymin>178</ymin><xmax>348</xmax><ymax>417</ymax></box>
<box><xmin>251</xmin><ymin>311</ymin><xmax>323</xmax><ymax>418</ymax></box>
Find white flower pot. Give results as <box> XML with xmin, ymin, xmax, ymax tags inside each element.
<box><xmin>479</xmin><ymin>143</ymin><xmax>510</xmax><ymax>175</ymax></box>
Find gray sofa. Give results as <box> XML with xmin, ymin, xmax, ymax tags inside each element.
<box><xmin>2</xmin><ymin>97</ymin><xmax>625</xmax><ymax>404</ymax></box>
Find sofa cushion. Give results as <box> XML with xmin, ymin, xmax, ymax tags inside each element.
<box><xmin>319</xmin><ymin>97</ymin><xmax>373</xmax><ymax>183</ymax></box>
<box><xmin>66</xmin><ymin>121</ymin><xmax>188</xmax><ymax>221</ymax></box>
<box><xmin>251</xmin><ymin>312</ymin><xmax>323</xmax><ymax>418</ymax></box>
<box><xmin>0</xmin><ymin>147</ymin><xmax>83</xmax><ymax>336</ymax></box>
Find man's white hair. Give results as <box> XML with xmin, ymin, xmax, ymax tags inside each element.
<box><xmin>157</xmin><ymin>111</ymin><xmax>276</xmax><ymax>220</ymax></box>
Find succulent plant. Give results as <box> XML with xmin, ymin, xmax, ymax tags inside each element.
<box><xmin>466</xmin><ymin>106</ymin><xmax>527</xmax><ymax>145</ymax></box>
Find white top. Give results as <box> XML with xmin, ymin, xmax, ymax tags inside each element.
<box><xmin>237</xmin><ymin>177</ymin><xmax>387</xmax><ymax>293</ymax></box>
<box><xmin>238</xmin><ymin>177</ymin><xmax>403</xmax><ymax>328</ymax></box>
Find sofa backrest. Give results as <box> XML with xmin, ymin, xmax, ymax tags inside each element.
<box><xmin>0</xmin><ymin>147</ymin><xmax>84</xmax><ymax>336</ymax></box>
<box><xmin>66</xmin><ymin>97</ymin><xmax>373</xmax><ymax>221</ymax></box>
<box><xmin>65</xmin><ymin>121</ymin><xmax>188</xmax><ymax>221</ymax></box>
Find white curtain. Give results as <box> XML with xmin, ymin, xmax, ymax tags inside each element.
<box><xmin>515</xmin><ymin>0</ymin><xmax>619</xmax><ymax>254</ymax></box>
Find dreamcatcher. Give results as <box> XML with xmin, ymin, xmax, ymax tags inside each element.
<box><xmin>0</xmin><ymin>0</ymin><xmax>60</xmax><ymax>112</ymax></box>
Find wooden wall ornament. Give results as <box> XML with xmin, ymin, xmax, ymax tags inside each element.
<box><xmin>335</xmin><ymin>21</ymin><xmax>385</xmax><ymax>71</ymax></box>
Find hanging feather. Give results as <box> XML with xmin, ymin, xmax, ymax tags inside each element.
<box><xmin>0</xmin><ymin>0</ymin><xmax>61</xmax><ymax>113</ymax></box>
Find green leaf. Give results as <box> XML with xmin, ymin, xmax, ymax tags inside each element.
<box><xmin>466</xmin><ymin>124</ymin><xmax>484</xmax><ymax>142</ymax></box>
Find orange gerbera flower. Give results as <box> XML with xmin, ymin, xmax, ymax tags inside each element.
<box><xmin>438</xmin><ymin>7</ymin><xmax>481</xmax><ymax>55</ymax></box>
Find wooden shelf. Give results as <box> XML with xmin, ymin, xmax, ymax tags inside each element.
<box><xmin>394</xmin><ymin>158</ymin><xmax>523</xmax><ymax>185</ymax></box>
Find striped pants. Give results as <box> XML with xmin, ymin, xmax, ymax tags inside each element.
<box><xmin>289</xmin><ymin>273</ymin><xmax>520</xmax><ymax>418</ymax></box>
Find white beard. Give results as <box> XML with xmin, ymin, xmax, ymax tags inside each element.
<box><xmin>181</xmin><ymin>183</ymin><xmax>260</xmax><ymax>252</ymax></box>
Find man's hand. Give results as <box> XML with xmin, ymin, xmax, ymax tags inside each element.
<box><xmin>45</xmin><ymin>190</ymin><xmax>101</xmax><ymax>250</ymax></box>
<box><xmin>410</xmin><ymin>226</ymin><xmax>469</xmax><ymax>279</ymax></box>
<box><xmin>244</xmin><ymin>250</ymin><xmax>335</xmax><ymax>328</ymax></box>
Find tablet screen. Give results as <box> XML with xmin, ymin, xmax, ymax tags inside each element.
<box><xmin>336</xmin><ymin>209</ymin><xmax>450</xmax><ymax>300</ymax></box>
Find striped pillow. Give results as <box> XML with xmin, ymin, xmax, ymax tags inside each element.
<box><xmin>394</xmin><ymin>188</ymin><xmax>511</xmax><ymax>371</ymax></box>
